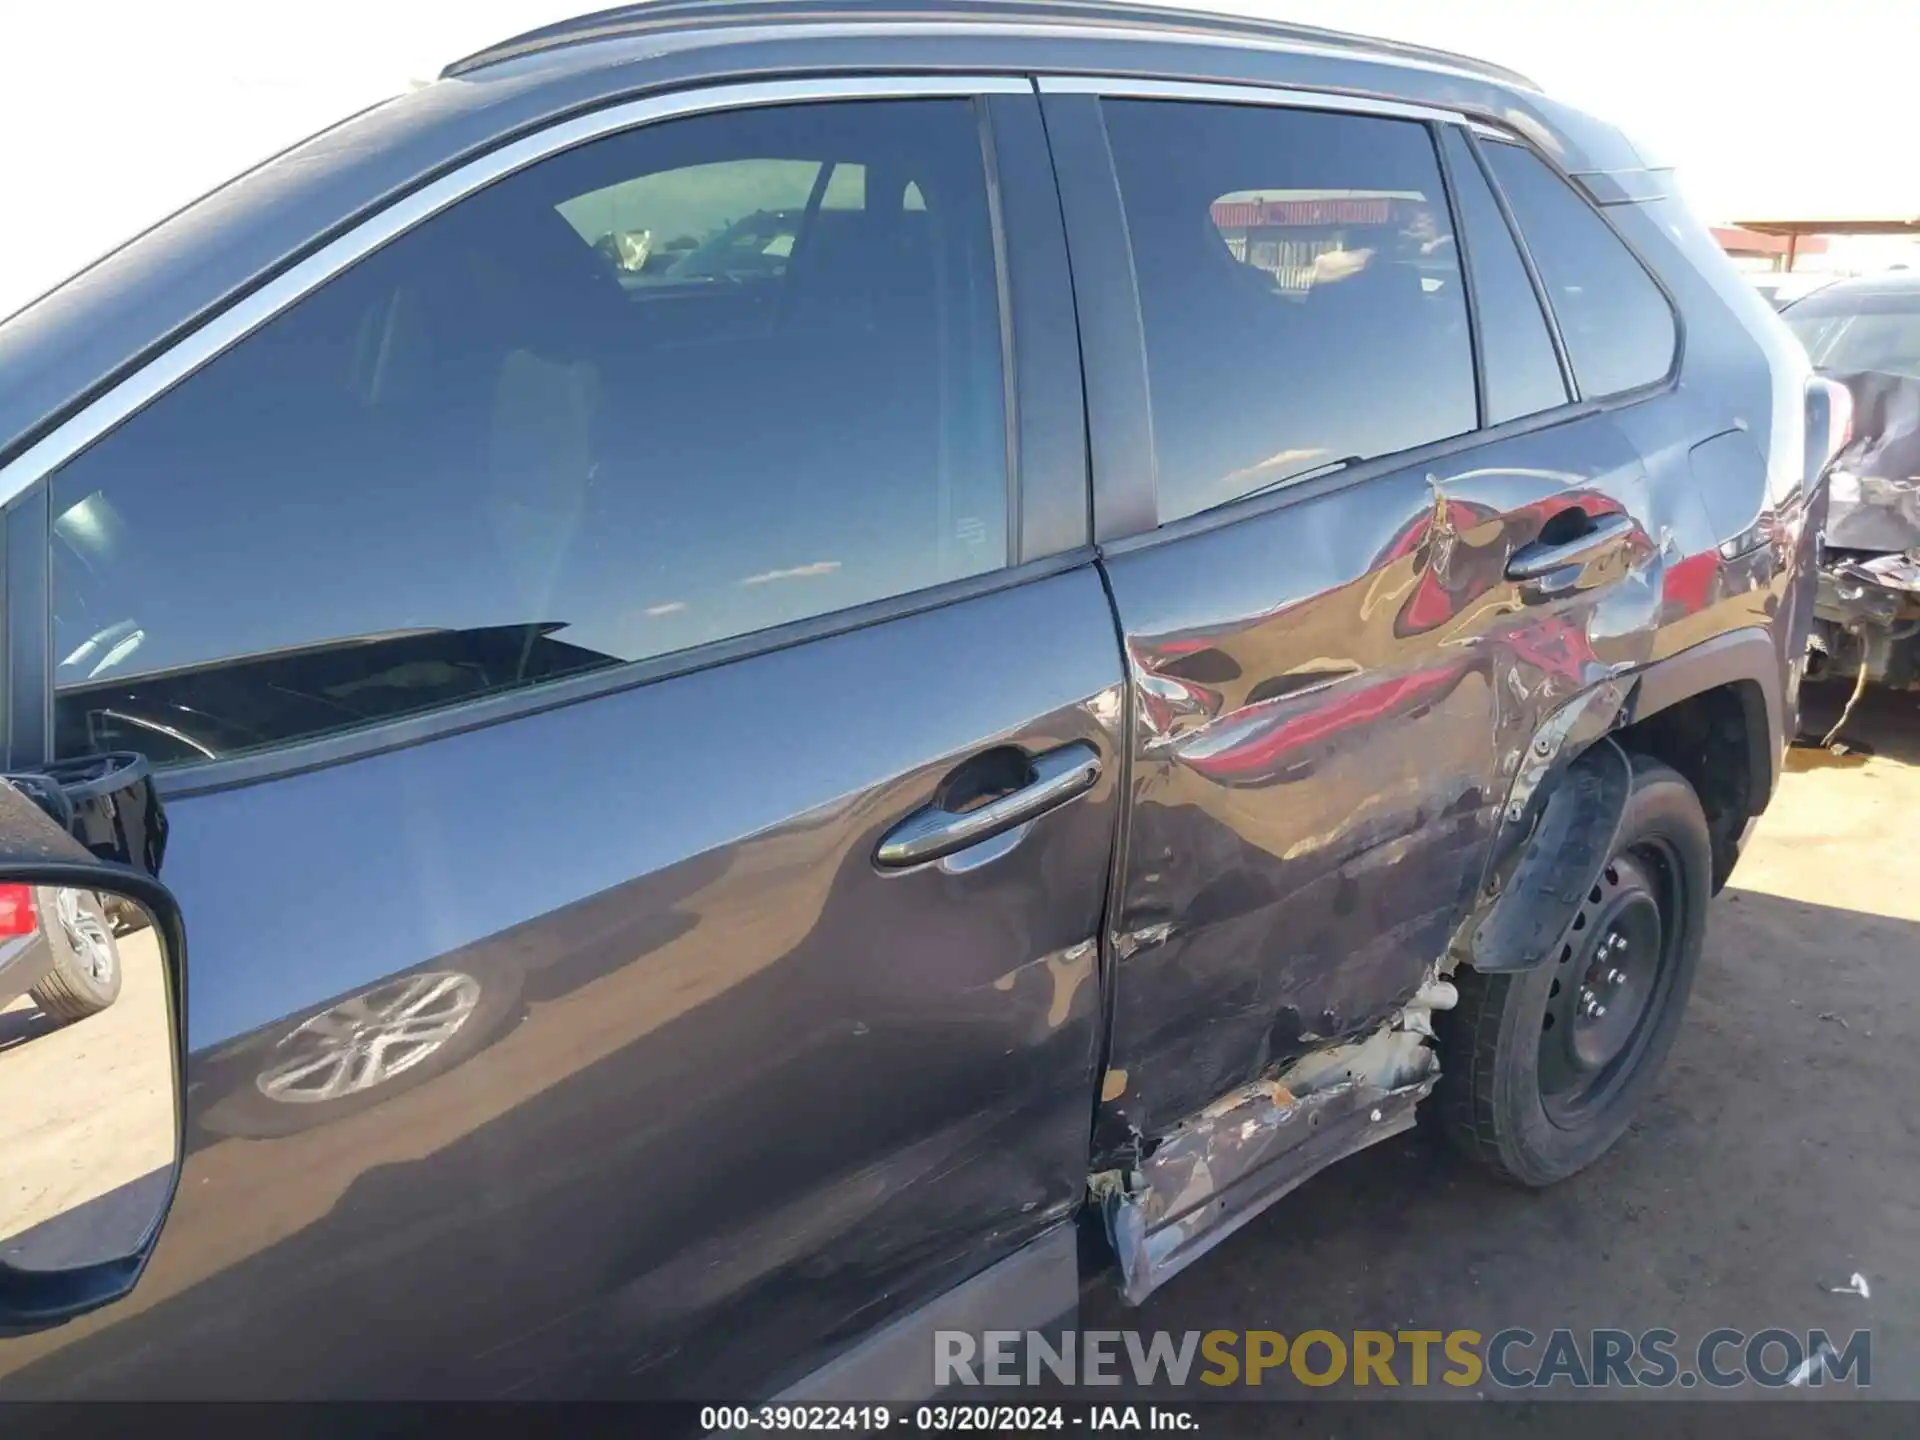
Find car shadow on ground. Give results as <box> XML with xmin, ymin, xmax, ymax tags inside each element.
<box><xmin>0</xmin><ymin>999</ymin><xmax>55</xmax><ymax>1054</ymax></box>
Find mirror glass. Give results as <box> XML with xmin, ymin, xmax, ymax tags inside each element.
<box><xmin>0</xmin><ymin>887</ymin><xmax>177</xmax><ymax>1272</ymax></box>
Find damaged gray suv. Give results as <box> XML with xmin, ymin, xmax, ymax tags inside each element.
<box><xmin>0</xmin><ymin>0</ymin><xmax>1845</xmax><ymax>1402</ymax></box>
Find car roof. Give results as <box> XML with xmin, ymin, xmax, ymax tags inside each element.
<box><xmin>444</xmin><ymin>0</ymin><xmax>1539</xmax><ymax>89</ymax></box>
<box><xmin>1782</xmin><ymin>270</ymin><xmax>1920</xmax><ymax>310</ymax></box>
<box><xmin>1805</xmin><ymin>270</ymin><xmax>1920</xmax><ymax>296</ymax></box>
<box><xmin>0</xmin><ymin>2</ymin><xmax>1635</xmax><ymax>474</ymax></box>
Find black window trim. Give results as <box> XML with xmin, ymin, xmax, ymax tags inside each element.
<box><xmin>8</xmin><ymin>74</ymin><xmax>1079</xmax><ymax>792</ymax></box>
<box><xmin>978</xmin><ymin>97</ymin><xmax>1025</xmax><ymax>562</ymax></box>
<box><xmin>1038</xmin><ymin>74</ymin><xmax>1685</xmax><ymax>550</ymax></box>
<box><xmin>1465</xmin><ymin>130</ymin><xmax>1578</xmax><ymax>399</ymax></box>
<box><xmin>1037</xmin><ymin>90</ymin><xmax>1157</xmax><ymax>546</ymax></box>
<box><xmin>1428</xmin><ymin>121</ymin><xmax>1490</xmax><ymax>431</ymax></box>
<box><xmin>0</xmin><ymin>492</ymin><xmax>47</xmax><ymax>772</ymax></box>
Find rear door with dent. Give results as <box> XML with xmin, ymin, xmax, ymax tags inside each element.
<box><xmin>1044</xmin><ymin>84</ymin><xmax>1672</xmax><ymax>1171</ymax></box>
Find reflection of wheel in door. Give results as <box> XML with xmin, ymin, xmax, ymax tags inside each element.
<box><xmin>198</xmin><ymin>964</ymin><xmax>524</xmax><ymax>1139</ymax></box>
<box><xmin>29</xmin><ymin>889</ymin><xmax>124</xmax><ymax>1023</ymax></box>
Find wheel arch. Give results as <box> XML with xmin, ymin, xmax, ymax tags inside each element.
<box><xmin>1615</xmin><ymin>628</ymin><xmax>1783</xmax><ymax>891</ymax></box>
<box><xmin>1461</xmin><ymin>627</ymin><xmax>1784</xmax><ymax>972</ymax></box>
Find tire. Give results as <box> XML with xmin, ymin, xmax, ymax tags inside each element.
<box><xmin>196</xmin><ymin>961</ymin><xmax>524</xmax><ymax>1140</ymax></box>
<box><xmin>1436</xmin><ymin>756</ymin><xmax>1711</xmax><ymax>1187</ymax></box>
<box><xmin>28</xmin><ymin>889</ymin><xmax>124</xmax><ymax>1023</ymax></box>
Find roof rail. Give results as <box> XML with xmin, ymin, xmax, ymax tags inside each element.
<box><xmin>441</xmin><ymin>0</ymin><xmax>1539</xmax><ymax>91</ymax></box>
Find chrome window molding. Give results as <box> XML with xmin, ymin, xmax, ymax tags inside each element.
<box><xmin>1035</xmin><ymin>73</ymin><xmax>1470</xmax><ymax>126</ymax></box>
<box><xmin>0</xmin><ymin>73</ymin><xmax>1032</xmax><ymax>512</ymax></box>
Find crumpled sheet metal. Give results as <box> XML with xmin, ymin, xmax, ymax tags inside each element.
<box><xmin>1100</xmin><ymin>980</ymin><xmax>1455</xmax><ymax>1305</ymax></box>
<box><xmin>1831</xmin><ymin>550</ymin><xmax>1920</xmax><ymax>595</ymax></box>
<box><xmin>1824</xmin><ymin>369</ymin><xmax>1920</xmax><ymax>553</ymax></box>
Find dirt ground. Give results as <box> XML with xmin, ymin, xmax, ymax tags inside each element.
<box><xmin>0</xmin><ymin>925</ymin><xmax>174</xmax><ymax>1263</ymax></box>
<box><xmin>1088</xmin><ymin>678</ymin><xmax>1920</xmax><ymax>1408</ymax></box>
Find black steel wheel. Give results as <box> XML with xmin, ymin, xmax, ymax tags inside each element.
<box><xmin>1437</xmin><ymin>756</ymin><xmax>1712</xmax><ymax>1186</ymax></box>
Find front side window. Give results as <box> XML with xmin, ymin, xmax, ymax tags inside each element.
<box><xmin>50</xmin><ymin>100</ymin><xmax>1008</xmax><ymax>767</ymax></box>
<box><xmin>1103</xmin><ymin>100</ymin><xmax>1477</xmax><ymax>523</ymax></box>
<box><xmin>1482</xmin><ymin>141</ymin><xmax>1676</xmax><ymax>399</ymax></box>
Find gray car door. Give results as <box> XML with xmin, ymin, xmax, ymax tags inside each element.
<box><xmin>0</xmin><ymin>81</ymin><xmax>1118</xmax><ymax>1400</ymax></box>
<box><xmin>1044</xmin><ymin>84</ymin><xmax>1682</xmax><ymax>1206</ymax></box>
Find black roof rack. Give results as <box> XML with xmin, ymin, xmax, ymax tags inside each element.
<box><xmin>441</xmin><ymin>0</ymin><xmax>1539</xmax><ymax>90</ymax></box>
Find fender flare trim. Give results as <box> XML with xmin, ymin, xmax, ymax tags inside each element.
<box><xmin>1469</xmin><ymin>736</ymin><xmax>1633</xmax><ymax>973</ymax></box>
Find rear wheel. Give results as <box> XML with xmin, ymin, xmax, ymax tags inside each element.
<box><xmin>1436</xmin><ymin>757</ymin><xmax>1711</xmax><ymax>1186</ymax></box>
<box><xmin>29</xmin><ymin>889</ymin><xmax>124</xmax><ymax>1023</ymax></box>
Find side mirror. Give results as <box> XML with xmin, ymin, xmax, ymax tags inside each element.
<box><xmin>0</xmin><ymin>773</ymin><xmax>185</xmax><ymax>1333</ymax></box>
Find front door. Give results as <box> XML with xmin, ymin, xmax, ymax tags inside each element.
<box><xmin>0</xmin><ymin>82</ymin><xmax>1118</xmax><ymax>1401</ymax></box>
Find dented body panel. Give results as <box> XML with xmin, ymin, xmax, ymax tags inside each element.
<box><xmin>1094</xmin><ymin>412</ymin><xmax>1664</xmax><ymax>1154</ymax></box>
<box><xmin>1100</xmin><ymin>978</ymin><xmax>1455</xmax><ymax>1303</ymax></box>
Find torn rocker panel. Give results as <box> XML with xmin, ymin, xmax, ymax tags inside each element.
<box><xmin>1094</xmin><ymin>977</ymin><xmax>1456</xmax><ymax>1305</ymax></box>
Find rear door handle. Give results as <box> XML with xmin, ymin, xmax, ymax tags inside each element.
<box><xmin>875</xmin><ymin>742</ymin><xmax>1101</xmax><ymax>868</ymax></box>
<box><xmin>1506</xmin><ymin>511</ymin><xmax>1636</xmax><ymax>584</ymax></box>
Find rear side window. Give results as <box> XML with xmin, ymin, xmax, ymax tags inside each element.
<box><xmin>48</xmin><ymin>100</ymin><xmax>1008</xmax><ymax>768</ymax></box>
<box><xmin>1482</xmin><ymin>141</ymin><xmax>1676</xmax><ymax>398</ymax></box>
<box><xmin>1103</xmin><ymin>100</ymin><xmax>1477</xmax><ymax>523</ymax></box>
<box><xmin>1438</xmin><ymin>128</ymin><xmax>1569</xmax><ymax>424</ymax></box>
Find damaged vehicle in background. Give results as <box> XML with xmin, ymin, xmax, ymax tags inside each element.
<box><xmin>0</xmin><ymin>0</ymin><xmax>1844</xmax><ymax>1404</ymax></box>
<box><xmin>1783</xmin><ymin>272</ymin><xmax>1920</xmax><ymax>714</ymax></box>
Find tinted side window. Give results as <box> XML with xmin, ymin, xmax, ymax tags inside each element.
<box><xmin>1482</xmin><ymin>141</ymin><xmax>1676</xmax><ymax>398</ymax></box>
<box><xmin>1785</xmin><ymin>291</ymin><xmax>1920</xmax><ymax>379</ymax></box>
<box><xmin>1104</xmin><ymin>100</ymin><xmax>1477</xmax><ymax>523</ymax></box>
<box><xmin>50</xmin><ymin>100</ymin><xmax>1008</xmax><ymax>767</ymax></box>
<box><xmin>1439</xmin><ymin>128</ymin><xmax>1569</xmax><ymax>424</ymax></box>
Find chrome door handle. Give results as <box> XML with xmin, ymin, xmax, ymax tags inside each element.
<box><xmin>1506</xmin><ymin>512</ymin><xmax>1636</xmax><ymax>583</ymax></box>
<box><xmin>875</xmin><ymin>742</ymin><xmax>1101</xmax><ymax>868</ymax></box>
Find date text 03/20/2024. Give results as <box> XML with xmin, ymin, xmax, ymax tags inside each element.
<box><xmin>700</xmin><ymin>1405</ymin><xmax>1194</xmax><ymax>1431</ymax></box>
